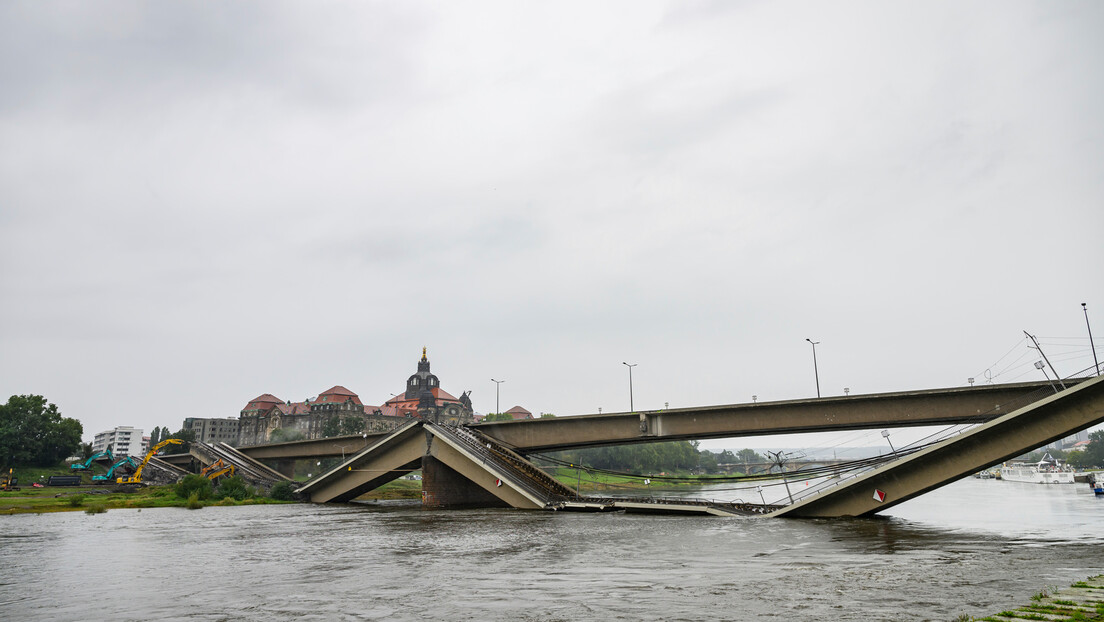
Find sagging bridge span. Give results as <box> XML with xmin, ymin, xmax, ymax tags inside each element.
<box><xmin>162</xmin><ymin>377</ymin><xmax>1104</xmax><ymax>517</ymax></box>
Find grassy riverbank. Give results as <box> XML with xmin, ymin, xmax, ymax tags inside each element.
<box><xmin>962</xmin><ymin>575</ymin><xmax>1104</xmax><ymax>621</ymax></box>
<box><xmin>0</xmin><ymin>484</ymin><xmax>294</xmax><ymax>514</ymax></box>
<box><xmin>353</xmin><ymin>478</ymin><xmax>422</xmax><ymax>500</ymax></box>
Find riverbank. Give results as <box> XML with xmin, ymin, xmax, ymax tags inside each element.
<box><xmin>0</xmin><ymin>484</ymin><xmax>293</xmax><ymax>514</ymax></box>
<box><xmin>971</xmin><ymin>575</ymin><xmax>1104</xmax><ymax>621</ymax></box>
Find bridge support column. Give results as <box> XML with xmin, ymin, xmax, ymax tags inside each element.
<box><xmin>273</xmin><ymin>460</ymin><xmax>297</xmax><ymax>480</ymax></box>
<box><xmin>421</xmin><ymin>456</ymin><xmax>510</xmax><ymax>510</ymax></box>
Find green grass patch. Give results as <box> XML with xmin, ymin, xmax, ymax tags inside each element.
<box><xmin>353</xmin><ymin>478</ymin><xmax>421</xmax><ymax>501</ymax></box>
<box><xmin>1</xmin><ymin>482</ymin><xmax>299</xmax><ymax>514</ymax></box>
<box><xmin>84</xmin><ymin>502</ymin><xmax>107</xmax><ymax>514</ymax></box>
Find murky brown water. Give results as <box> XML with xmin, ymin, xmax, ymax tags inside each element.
<box><xmin>1</xmin><ymin>478</ymin><xmax>1101</xmax><ymax>621</ymax></box>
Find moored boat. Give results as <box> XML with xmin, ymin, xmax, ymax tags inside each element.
<box><xmin>1000</xmin><ymin>453</ymin><xmax>1076</xmax><ymax>484</ymax></box>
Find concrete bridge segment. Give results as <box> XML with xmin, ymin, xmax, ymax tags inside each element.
<box><xmin>771</xmin><ymin>373</ymin><xmax>1104</xmax><ymax>518</ymax></box>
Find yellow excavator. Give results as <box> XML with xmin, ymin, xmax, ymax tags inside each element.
<box><xmin>117</xmin><ymin>438</ymin><xmax>184</xmax><ymax>484</ymax></box>
<box><xmin>1</xmin><ymin>467</ymin><xmax>19</xmax><ymax>491</ymax></box>
<box><xmin>200</xmin><ymin>458</ymin><xmax>236</xmax><ymax>481</ymax></box>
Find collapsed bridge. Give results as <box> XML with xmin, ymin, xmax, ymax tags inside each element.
<box><xmin>276</xmin><ymin>376</ymin><xmax>1104</xmax><ymax>517</ymax></box>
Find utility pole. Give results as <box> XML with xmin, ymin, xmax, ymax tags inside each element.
<box><xmin>1084</xmin><ymin>303</ymin><xmax>1100</xmax><ymax>376</ymax></box>
<box><xmin>768</xmin><ymin>450</ymin><xmax>794</xmax><ymax>504</ymax></box>
<box><xmin>1024</xmin><ymin>331</ymin><xmax>1065</xmax><ymax>389</ymax></box>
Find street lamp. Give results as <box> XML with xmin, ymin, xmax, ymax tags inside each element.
<box><xmin>622</xmin><ymin>362</ymin><xmax>637</xmax><ymax>412</ymax></box>
<box><xmin>881</xmin><ymin>429</ymin><xmax>896</xmax><ymax>455</ymax></box>
<box><xmin>1084</xmin><ymin>303</ymin><xmax>1100</xmax><ymax>376</ymax></box>
<box><xmin>334</xmin><ymin>444</ymin><xmax>352</xmax><ymax>461</ymax></box>
<box><xmin>1035</xmin><ymin>360</ymin><xmax>1058</xmax><ymax>393</ymax></box>
<box><xmin>491</xmin><ymin>379</ymin><xmax>504</xmax><ymax>416</ymax></box>
<box><xmin>806</xmin><ymin>339</ymin><xmax>821</xmax><ymax>398</ymax></box>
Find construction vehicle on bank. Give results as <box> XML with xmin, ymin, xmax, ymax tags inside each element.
<box><xmin>200</xmin><ymin>459</ymin><xmax>227</xmax><ymax>478</ymax></box>
<box><xmin>93</xmin><ymin>456</ymin><xmax>137</xmax><ymax>484</ymax></box>
<box><xmin>117</xmin><ymin>438</ymin><xmax>184</xmax><ymax>485</ymax></box>
<box><xmin>70</xmin><ymin>449</ymin><xmax>113</xmax><ymax>471</ymax></box>
<box><xmin>1</xmin><ymin>468</ymin><xmax>19</xmax><ymax>491</ymax></box>
<box><xmin>199</xmin><ymin>458</ymin><xmax>236</xmax><ymax>482</ymax></box>
<box><xmin>205</xmin><ymin>463</ymin><xmax>236</xmax><ymax>482</ymax></box>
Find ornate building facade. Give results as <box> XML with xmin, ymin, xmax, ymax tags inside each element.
<box><xmin>381</xmin><ymin>348</ymin><xmax>474</xmax><ymax>425</ymax></box>
<box><xmin>236</xmin><ymin>350</ymin><xmax>473</xmax><ymax>445</ymax></box>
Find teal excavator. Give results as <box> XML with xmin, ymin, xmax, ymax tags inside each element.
<box><xmin>71</xmin><ymin>450</ymin><xmax>113</xmax><ymax>471</ymax></box>
<box><xmin>93</xmin><ymin>456</ymin><xmax>138</xmax><ymax>484</ymax></box>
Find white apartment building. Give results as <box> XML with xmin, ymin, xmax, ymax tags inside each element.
<box><xmin>92</xmin><ymin>426</ymin><xmax>146</xmax><ymax>459</ymax></box>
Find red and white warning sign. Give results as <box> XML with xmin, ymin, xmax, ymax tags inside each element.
<box><xmin>872</xmin><ymin>489</ymin><xmax>886</xmax><ymax>503</ymax></box>
<box><xmin>495</xmin><ymin>479</ymin><xmax>503</xmax><ymax>487</ymax></box>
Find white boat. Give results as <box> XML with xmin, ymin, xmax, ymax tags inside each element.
<box><xmin>1000</xmin><ymin>453</ymin><xmax>1076</xmax><ymax>484</ymax></box>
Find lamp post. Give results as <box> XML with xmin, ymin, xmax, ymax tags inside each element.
<box><xmin>491</xmin><ymin>379</ymin><xmax>504</xmax><ymax>417</ymax></box>
<box><xmin>622</xmin><ymin>362</ymin><xmax>637</xmax><ymax>412</ymax></box>
<box><xmin>881</xmin><ymin>429</ymin><xmax>896</xmax><ymax>455</ymax></box>
<box><xmin>1084</xmin><ymin>303</ymin><xmax>1100</xmax><ymax>376</ymax></box>
<box><xmin>805</xmin><ymin>339</ymin><xmax>821</xmax><ymax>398</ymax></box>
<box><xmin>334</xmin><ymin>444</ymin><xmax>352</xmax><ymax>461</ymax></box>
<box><xmin>1035</xmin><ymin>360</ymin><xmax>1058</xmax><ymax>393</ymax></box>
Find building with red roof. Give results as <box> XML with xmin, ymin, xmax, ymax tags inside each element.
<box><xmin>504</xmin><ymin>406</ymin><xmax>533</xmax><ymax>420</ymax></box>
<box><xmin>235</xmin><ymin>349</ymin><xmax>472</xmax><ymax>445</ymax></box>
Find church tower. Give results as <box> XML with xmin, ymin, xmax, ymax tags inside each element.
<box><xmin>405</xmin><ymin>347</ymin><xmax>441</xmax><ymax>400</ymax></box>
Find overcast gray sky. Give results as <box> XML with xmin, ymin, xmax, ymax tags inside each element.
<box><xmin>2</xmin><ymin>2</ymin><xmax>1102</xmax><ymax>449</ymax></box>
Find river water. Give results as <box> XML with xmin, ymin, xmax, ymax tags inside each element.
<box><xmin>1</xmin><ymin>478</ymin><xmax>1101</xmax><ymax>621</ymax></box>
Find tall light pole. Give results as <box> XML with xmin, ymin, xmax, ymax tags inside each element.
<box><xmin>881</xmin><ymin>429</ymin><xmax>896</xmax><ymax>455</ymax></box>
<box><xmin>622</xmin><ymin>362</ymin><xmax>637</xmax><ymax>413</ymax></box>
<box><xmin>1084</xmin><ymin>303</ymin><xmax>1100</xmax><ymax>376</ymax></box>
<box><xmin>491</xmin><ymin>379</ymin><xmax>504</xmax><ymax>416</ymax></box>
<box><xmin>805</xmin><ymin>338</ymin><xmax>821</xmax><ymax>398</ymax></box>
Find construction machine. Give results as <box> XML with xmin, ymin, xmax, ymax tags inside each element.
<box><xmin>206</xmin><ymin>464</ymin><xmax>236</xmax><ymax>482</ymax></box>
<box><xmin>117</xmin><ymin>438</ymin><xmax>184</xmax><ymax>485</ymax></box>
<box><xmin>200</xmin><ymin>459</ymin><xmax>227</xmax><ymax>477</ymax></box>
<box><xmin>71</xmin><ymin>450</ymin><xmax>114</xmax><ymax>471</ymax></box>
<box><xmin>1</xmin><ymin>468</ymin><xmax>19</xmax><ymax>491</ymax></box>
<box><xmin>93</xmin><ymin>456</ymin><xmax>137</xmax><ymax>484</ymax></box>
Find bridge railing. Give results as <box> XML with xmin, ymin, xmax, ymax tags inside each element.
<box><xmin>437</xmin><ymin>424</ymin><xmax>578</xmax><ymax>504</ymax></box>
<box><xmin>782</xmin><ymin>376</ymin><xmax>1091</xmax><ymax>506</ymax></box>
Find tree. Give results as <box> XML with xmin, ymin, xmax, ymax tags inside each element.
<box><xmin>0</xmin><ymin>395</ymin><xmax>83</xmax><ymax>467</ymax></box>
<box><xmin>1079</xmin><ymin>431</ymin><xmax>1104</xmax><ymax>468</ymax></box>
<box><xmin>321</xmin><ymin>416</ymin><xmax>342</xmax><ymax>438</ymax></box>
<box><xmin>737</xmin><ymin>448</ymin><xmax>765</xmax><ymax>464</ymax></box>
<box><xmin>482</xmin><ymin>412</ymin><xmax>513</xmax><ymax>422</ymax></box>
<box><xmin>269</xmin><ymin>428</ymin><xmax>305</xmax><ymax>443</ymax></box>
<box><xmin>339</xmin><ymin>417</ymin><xmax>366</xmax><ymax>436</ymax></box>
<box><xmin>160</xmin><ymin>429</ymin><xmax>196</xmax><ymax>454</ymax></box>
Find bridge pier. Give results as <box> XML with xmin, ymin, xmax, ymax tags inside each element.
<box><xmin>420</xmin><ymin>456</ymin><xmax>511</xmax><ymax>509</ymax></box>
<box><xmin>273</xmin><ymin>459</ymin><xmax>297</xmax><ymax>480</ymax></box>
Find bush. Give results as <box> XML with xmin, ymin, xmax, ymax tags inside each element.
<box><xmin>175</xmin><ymin>474</ymin><xmax>213</xmax><ymax>500</ymax></box>
<box><xmin>214</xmin><ymin>476</ymin><xmax>252</xmax><ymax>501</ymax></box>
<box><xmin>269</xmin><ymin>481</ymin><xmax>296</xmax><ymax>501</ymax></box>
<box><xmin>67</xmin><ymin>494</ymin><xmax>85</xmax><ymax>507</ymax></box>
<box><xmin>186</xmin><ymin>492</ymin><xmax>204</xmax><ymax>510</ymax></box>
<box><xmin>84</xmin><ymin>502</ymin><xmax>106</xmax><ymax>514</ymax></box>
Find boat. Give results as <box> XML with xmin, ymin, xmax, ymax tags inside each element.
<box><xmin>1089</xmin><ymin>474</ymin><xmax>1104</xmax><ymax>496</ymax></box>
<box><xmin>999</xmin><ymin>453</ymin><xmax>1076</xmax><ymax>484</ymax></box>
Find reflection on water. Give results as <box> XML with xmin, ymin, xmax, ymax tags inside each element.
<box><xmin>1</xmin><ymin>478</ymin><xmax>1101</xmax><ymax>621</ymax></box>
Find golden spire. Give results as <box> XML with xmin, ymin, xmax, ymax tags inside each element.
<box><xmin>422</xmin><ymin>346</ymin><xmax>427</xmax><ymax>361</ymax></box>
